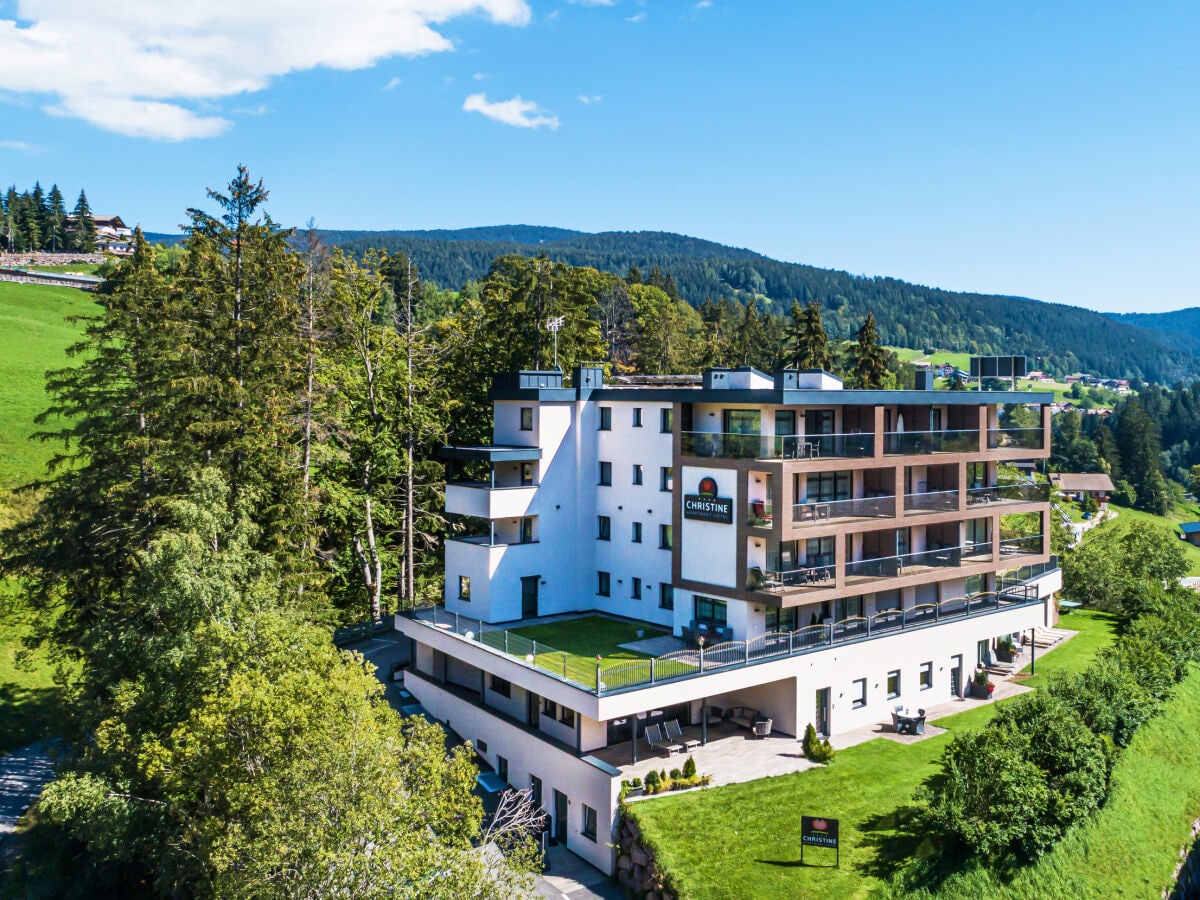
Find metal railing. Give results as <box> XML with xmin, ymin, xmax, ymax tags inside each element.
<box><xmin>966</xmin><ymin>482</ymin><xmax>1050</xmax><ymax>505</ymax></box>
<box><xmin>884</xmin><ymin>429</ymin><xmax>979</xmax><ymax>454</ymax></box>
<box><xmin>904</xmin><ymin>489</ymin><xmax>959</xmax><ymax>513</ymax></box>
<box><xmin>400</xmin><ymin>578</ymin><xmax>1052</xmax><ymax>697</ymax></box>
<box><xmin>792</xmin><ymin>495</ymin><xmax>895</xmax><ymax>522</ymax></box>
<box><xmin>988</xmin><ymin>427</ymin><xmax>1045</xmax><ymax>450</ymax></box>
<box><xmin>449</xmin><ymin>535</ymin><xmax>539</xmax><ymax>548</ymax></box>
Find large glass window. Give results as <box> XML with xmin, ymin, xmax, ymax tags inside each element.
<box><xmin>806</xmin><ymin>409</ymin><xmax>835</xmax><ymax>435</ymax></box>
<box><xmin>805</xmin><ymin>470</ymin><xmax>851</xmax><ymax>502</ymax></box>
<box><xmin>723</xmin><ymin>409</ymin><xmax>761</xmax><ymax>435</ymax></box>
<box><xmin>693</xmin><ymin>596</ymin><xmax>728</xmax><ymax>626</ymax></box>
<box><xmin>775</xmin><ymin>410</ymin><xmax>796</xmax><ymax>436</ymax></box>
<box><xmin>806</xmin><ymin>536</ymin><xmax>836</xmax><ymax>568</ymax></box>
<box><xmin>766</xmin><ymin>607</ymin><xmax>798</xmax><ymax>632</ymax></box>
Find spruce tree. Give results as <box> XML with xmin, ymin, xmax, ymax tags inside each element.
<box><xmin>71</xmin><ymin>188</ymin><xmax>97</xmax><ymax>251</ymax></box>
<box><xmin>789</xmin><ymin>300</ymin><xmax>834</xmax><ymax>371</ymax></box>
<box><xmin>851</xmin><ymin>312</ymin><xmax>889</xmax><ymax>389</ymax></box>
<box><xmin>47</xmin><ymin>184</ymin><xmax>68</xmax><ymax>252</ymax></box>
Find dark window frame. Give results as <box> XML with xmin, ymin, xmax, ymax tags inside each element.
<box><xmin>597</xmin><ymin>571</ymin><xmax>611</xmax><ymax>597</ymax></box>
<box><xmin>519</xmin><ymin>407</ymin><xmax>533</xmax><ymax>431</ymax></box>
<box><xmin>599</xmin><ymin>461</ymin><xmax>612</xmax><ymax>486</ymax></box>
<box><xmin>598</xmin><ymin>407</ymin><xmax>612</xmax><ymax>430</ymax></box>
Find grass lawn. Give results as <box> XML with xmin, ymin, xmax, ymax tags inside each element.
<box><xmin>500</xmin><ymin>616</ymin><xmax>667</xmax><ymax>687</ymax></box>
<box><xmin>0</xmin><ymin>280</ymin><xmax>96</xmax><ymax>490</ymax></box>
<box><xmin>627</xmin><ymin>610</ymin><xmax>1128</xmax><ymax>900</ymax></box>
<box><xmin>0</xmin><ymin>580</ymin><xmax>66</xmax><ymax>756</ymax></box>
<box><xmin>1012</xmin><ymin>608</ymin><xmax>1122</xmax><ymax>690</ymax></box>
<box><xmin>26</xmin><ymin>263</ymin><xmax>104</xmax><ymax>275</ymax></box>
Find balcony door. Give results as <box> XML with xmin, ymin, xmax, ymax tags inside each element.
<box><xmin>553</xmin><ymin>790</ymin><xmax>568</xmax><ymax>844</ymax></box>
<box><xmin>815</xmin><ymin>688</ymin><xmax>831</xmax><ymax>737</ymax></box>
<box><xmin>521</xmin><ymin>576</ymin><xmax>540</xmax><ymax>619</ymax></box>
<box><xmin>950</xmin><ymin>654</ymin><xmax>963</xmax><ymax>698</ymax></box>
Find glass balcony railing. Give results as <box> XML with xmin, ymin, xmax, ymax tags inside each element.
<box><xmin>988</xmin><ymin>427</ymin><xmax>1045</xmax><ymax>450</ymax></box>
<box><xmin>966</xmin><ymin>482</ymin><xmax>1051</xmax><ymax>506</ymax></box>
<box><xmin>999</xmin><ymin>534</ymin><xmax>1044</xmax><ymax>556</ymax></box>
<box><xmin>679</xmin><ymin>431</ymin><xmax>874</xmax><ymax>460</ymax></box>
<box><xmin>884</xmin><ymin>429</ymin><xmax>979</xmax><ymax>454</ymax></box>
<box><xmin>903</xmin><ymin>490</ymin><xmax>959</xmax><ymax>513</ymax></box>
<box><xmin>793</xmin><ymin>495</ymin><xmax>895</xmax><ymax>522</ymax></box>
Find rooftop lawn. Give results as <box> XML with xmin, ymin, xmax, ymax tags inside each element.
<box><xmin>502</xmin><ymin>615</ymin><xmax>668</xmax><ymax>688</ymax></box>
<box><xmin>627</xmin><ymin>610</ymin><xmax>1128</xmax><ymax>900</ymax></box>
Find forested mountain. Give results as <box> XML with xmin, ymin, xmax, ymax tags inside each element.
<box><xmin>327</xmin><ymin>227</ymin><xmax>1199</xmax><ymax>383</ymax></box>
<box><xmin>1109</xmin><ymin>308</ymin><xmax>1200</xmax><ymax>353</ymax></box>
<box><xmin>144</xmin><ymin>224</ymin><xmax>1199</xmax><ymax>382</ymax></box>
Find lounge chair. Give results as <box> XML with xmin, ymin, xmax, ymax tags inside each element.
<box><xmin>746</xmin><ymin>566</ymin><xmax>782</xmax><ymax>591</ymax></box>
<box><xmin>665</xmin><ymin>719</ymin><xmax>701</xmax><ymax>752</ymax></box>
<box><xmin>645</xmin><ymin>723</ymin><xmax>682</xmax><ymax>757</ymax></box>
<box><xmin>752</xmin><ymin>717</ymin><xmax>773</xmax><ymax>738</ymax></box>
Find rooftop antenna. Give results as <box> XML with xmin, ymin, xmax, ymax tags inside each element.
<box><xmin>546</xmin><ymin>316</ymin><xmax>566</xmax><ymax>371</ymax></box>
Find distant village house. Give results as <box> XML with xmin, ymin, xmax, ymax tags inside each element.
<box><xmin>1050</xmin><ymin>472</ymin><xmax>1115</xmax><ymax>506</ymax></box>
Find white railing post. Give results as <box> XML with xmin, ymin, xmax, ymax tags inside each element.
<box><xmin>745</xmin><ymin>641</ymin><xmax>750</xmax><ymax>664</ymax></box>
<box><xmin>650</xmin><ymin>657</ymin><xmax>656</xmax><ymax>683</ymax></box>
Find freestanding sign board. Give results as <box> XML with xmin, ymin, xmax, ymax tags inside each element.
<box><xmin>800</xmin><ymin>815</ymin><xmax>840</xmax><ymax>867</ymax></box>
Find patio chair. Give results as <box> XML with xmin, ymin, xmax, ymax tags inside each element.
<box><xmin>752</xmin><ymin>717</ymin><xmax>773</xmax><ymax>738</ymax></box>
<box><xmin>665</xmin><ymin>719</ymin><xmax>701</xmax><ymax>752</ymax></box>
<box><xmin>914</xmin><ymin>716</ymin><xmax>926</xmax><ymax>736</ymax></box>
<box><xmin>645</xmin><ymin>724</ymin><xmax>682</xmax><ymax>757</ymax></box>
<box><xmin>746</xmin><ymin>566</ymin><xmax>783</xmax><ymax>591</ymax></box>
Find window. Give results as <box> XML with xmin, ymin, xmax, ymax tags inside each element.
<box><xmin>631</xmin><ymin>577</ymin><xmax>642</xmax><ymax>600</ymax></box>
<box><xmin>530</xmin><ymin>775</ymin><xmax>543</xmax><ymax>808</ymax></box>
<box><xmin>920</xmin><ymin>662</ymin><xmax>933</xmax><ymax>690</ymax></box>
<box><xmin>542</xmin><ymin>698</ymin><xmax>558</xmax><ymax>719</ymax></box>
<box><xmin>521</xmin><ymin>462</ymin><xmax>534</xmax><ymax>486</ymax></box>
<box><xmin>723</xmin><ymin>409</ymin><xmax>761</xmax><ymax>435</ymax></box>
<box><xmin>632</xmin><ymin>464</ymin><xmax>644</xmax><ymax>485</ymax></box>
<box><xmin>659</xmin><ymin>524</ymin><xmax>672</xmax><ymax>549</ymax></box>
<box><xmin>582</xmin><ymin>804</ymin><xmax>598</xmax><ymax>842</ymax></box>
<box><xmin>766</xmin><ymin>607</ymin><xmax>798</xmax><ymax>632</ymax></box>
<box><xmin>559</xmin><ymin>706</ymin><xmax>575</xmax><ymax>727</ymax></box>
<box><xmin>520</xmin><ymin>517</ymin><xmax>534</xmax><ymax>544</ymax></box>
<box><xmin>852</xmin><ymin>678</ymin><xmax>867</xmax><ymax>709</ymax></box>
<box><xmin>659</xmin><ymin>584</ymin><xmax>675</xmax><ymax>610</ymax></box>
<box><xmin>489</xmin><ymin>675</ymin><xmax>511</xmax><ymax>698</ymax></box>
<box><xmin>775</xmin><ymin>410</ymin><xmax>796</xmax><ymax>436</ymax></box>
<box><xmin>694</xmin><ymin>596</ymin><xmax>727</xmax><ymax>626</ymax></box>
<box><xmin>632</xmin><ymin>522</ymin><xmax>643</xmax><ymax>543</ymax></box>
<box><xmin>805</xmin><ymin>470</ymin><xmax>851</xmax><ymax>503</ymax></box>
<box><xmin>477</xmin><ymin>739</ymin><xmax>488</xmax><ymax>754</ymax></box>
<box><xmin>597</xmin><ymin>515</ymin><xmax>611</xmax><ymax>541</ymax></box>
<box><xmin>497</xmin><ymin>756</ymin><xmax>508</xmax><ymax>782</ymax></box>
<box><xmin>660</xmin><ymin>466</ymin><xmax>674</xmax><ymax>491</ymax></box>
<box><xmin>520</xmin><ymin>407</ymin><xmax>533</xmax><ymax>431</ymax></box>
<box><xmin>597</xmin><ymin>571</ymin><xmax>611</xmax><ymax>597</ymax></box>
<box><xmin>965</xmin><ymin>573</ymin><xmax>986</xmax><ymax>596</ymax></box>
<box><xmin>458</xmin><ymin>576</ymin><xmax>471</xmax><ymax>600</ymax></box>
<box><xmin>599</xmin><ymin>461</ymin><xmax>612</xmax><ymax>486</ymax></box>
<box><xmin>660</xmin><ymin>407</ymin><xmax>674</xmax><ymax>433</ymax></box>
<box><xmin>633</xmin><ymin>407</ymin><xmax>643</xmax><ymax>427</ymax></box>
<box><xmin>887</xmin><ymin>670</ymin><xmax>901</xmax><ymax>700</ymax></box>
<box><xmin>598</xmin><ymin>407</ymin><xmax>612</xmax><ymax>430</ymax></box>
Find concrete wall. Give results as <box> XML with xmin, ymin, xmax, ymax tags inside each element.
<box><xmin>680</xmin><ymin>465</ymin><xmax>740</xmax><ymax>589</ymax></box>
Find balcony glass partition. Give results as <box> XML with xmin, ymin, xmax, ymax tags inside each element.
<box><xmin>966</xmin><ymin>482</ymin><xmax>1050</xmax><ymax>506</ymax></box>
<box><xmin>988</xmin><ymin>428</ymin><xmax>1045</xmax><ymax>450</ymax></box>
<box><xmin>903</xmin><ymin>490</ymin><xmax>959</xmax><ymax>513</ymax></box>
<box><xmin>884</xmin><ymin>429</ymin><xmax>978</xmax><ymax>454</ymax></box>
<box><xmin>793</xmin><ymin>495</ymin><xmax>895</xmax><ymax>522</ymax></box>
<box><xmin>680</xmin><ymin>431</ymin><xmax>874</xmax><ymax>460</ymax></box>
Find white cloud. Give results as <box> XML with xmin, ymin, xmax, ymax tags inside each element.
<box><xmin>383</xmin><ymin>76</ymin><xmax>403</xmax><ymax>90</ymax></box>
<box><xmin>695</xmin><ymin>0</ymin><xmax>712</xmax><ymax>7</ymax></box>
<box><xmin>463</xmin><ymin>92</ymin><xmax>558</xmax><ymax>129</ymax></box>
<box><xmin>0</xmin><ymin>139</ymin><xmax>39</xmax><ymax>151</ymax></box>
<box><xmin>0</xmin><ymin>0</ymin><xmax>532</xmax><ymax>141</ymax></box>
<box><xmin>578</xmin><ymin>94</ymin><xmax>601</xmax><ymax>104</ymax></box>
<box><xmin>626</xmin><ymin>12</ymin><xmax>646</xmax><ymax>22</ymax></box>
<box><xmin>565</xmin><ymin>0</ymin><xmax>615</xmax><ymax>6</ymax></box>
<box><xmin>473</xmin><ymin>71</ymin><xmax>487</xmax><ymax>80</ymax></box>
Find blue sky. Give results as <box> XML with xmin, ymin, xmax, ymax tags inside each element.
<box><xmin>1</xmin><ymin>1</ymin><xmax>1196</xmax><ymax>313</ymax></box>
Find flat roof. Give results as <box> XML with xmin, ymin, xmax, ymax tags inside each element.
<box><xmin>490</xmin><ymin>385</ymin><xmax>1053</xmax><ymax>405</ymax></box>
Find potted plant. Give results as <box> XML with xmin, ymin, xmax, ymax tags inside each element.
<box><xmin>972</xmin><ymin>667</ymin><xmax>992</xmax><ymax>699</ymax></box>
<box><xmin>996</xmin><ymin>635</ymin><xmax>1017</xmax><ymax>663</ymax></box>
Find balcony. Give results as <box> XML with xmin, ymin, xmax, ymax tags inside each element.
<box><xmin>747</xmin><ymin>500</ymin><xmax>775</xmax><ymax>528</ymax></box>
<box><xmin>966</xmin><ymin>482</ymin><xmax>1050</xmax><ymax>508</ymax></box>
<box><xmin>884</xmin><ymin>429</ymin><xmax>979</xmax><ymax>455</ymax></box>
<box><xmin>792</xmin><ymin>495</ymin><xmax>895</xmax><ymax>524</ymax></box>
<box><xmin>988</xmin><ymin>427</ymin><xmax>1045</xmax><ymax>451</ymax></box>
<box><xmin>844</xmin><ymin>541</ymin><xmax>998</xmax><ymax>585</ymax></box>
<box><xmin>445</xmin><ymin>482</ymin><xmax>538</xmax><ymax>519</ymax></box>
<box><xmin>756</xmin><ymin>562</ymin><xmax>836</xmax><ymax>592</ymax></box>
<box><xmin>903</xmin><ymin>489</ymin><xmax>959</xmax><ymax>514</ymax></box>
<box><xmin>680</xmin><ymin>431</ymin><xmax>873</xmax><ymax>461</ymax></box>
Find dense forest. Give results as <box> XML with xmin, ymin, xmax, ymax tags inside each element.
<box><xmin>142</xmin><ymin>225</ymin><xmax>1200</xmax><ymax>383</ymax></box>
<box><xmin>322</xmin><ymin>226</ymin><xmax>1198</xmax><ymax>383</ymax></box>
<box><xmin>1109</xmin><ymin>307</ymin><xmax>1200</xmax><ymax>351</ymax></box>
<box><xmin>1</xmin><ymin>183</ymin><xmax>99</xmax><ymax>252</ymax></box>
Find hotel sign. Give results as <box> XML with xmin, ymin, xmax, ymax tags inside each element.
<box><xmin>683</xmin><ymin>476</ymin><xmax>733</xmax><ymax>524</ymax></box>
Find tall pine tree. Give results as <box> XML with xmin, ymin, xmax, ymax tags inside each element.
<box><xmin>789</xmin><ymin>300</ymin><xmax>834</xmax><ymax>371</ymax></box>
<box><xmin>851</xmin><ymin>312</ymin><xmax>890</xmax><ymax>389</ymax></box>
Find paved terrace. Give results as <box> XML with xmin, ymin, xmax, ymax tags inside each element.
<box><xmin>607</xmin><ymin>632</ymin><xmax>1072</xmax><ymax>794</ymax></box>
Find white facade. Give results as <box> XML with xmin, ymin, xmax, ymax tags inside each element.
<box><xmin>401</xmin><ymin>367</ymin><xmax>1059</xmax><ymax>876</ymax></box>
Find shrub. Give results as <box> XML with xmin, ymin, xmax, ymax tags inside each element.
<box><xmin>644</xmin><ymin>769</ymin><xmax>660</xmax><ymax>790</ymax></box>
<box><xmin>802</xmin><ymin>723</ymin><xmax>836</xmax><ymax>763</ymax></box>
<box><xmin>669</xmin><ymin>768</ymin><xmax>682</xmax><ymax>780</ymax></box>
<box><xmin>682</xmin><ymin>755</ymin><xmax>697</xmax><ymax>779</ymax></box>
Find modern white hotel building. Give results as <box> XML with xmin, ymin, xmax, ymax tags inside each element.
<box><xmin>395</xmin><ymin>365</ymin><xmax>1061</xmax><ymax>874</ymax></box>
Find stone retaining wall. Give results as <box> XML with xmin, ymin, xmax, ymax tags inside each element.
<box><xmin>615</xmin><ymin>812</ymin><xmax>676</xmax><ymax>900</ymax></box>
<box><xmin>0</xmin><ymin>252</ymin><xmax>107</xmax><ymax>267</ymax></box>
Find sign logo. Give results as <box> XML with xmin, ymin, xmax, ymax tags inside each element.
<box><xmin>801</xmin><ymin>815</ymin><xmax>840</xmax><ymax>849</ymax></box>
<box><xmin>683</xmin><ymin>477</ymin><xmax>733</xmax><ymax>524</ymax></box>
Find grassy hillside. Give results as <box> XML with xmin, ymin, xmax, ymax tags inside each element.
<box><xmin>0</xmin><ymin>280</ymin><xmax>96</xmax><ymax>490</ymax></box>
<box><xmin>628</xmin><ymin>610</ymin><xmax>1199</xmax><ymax>899</ymax></box>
